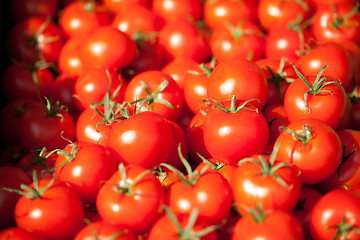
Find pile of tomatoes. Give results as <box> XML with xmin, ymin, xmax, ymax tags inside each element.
<box><xmin>0</xmin><ymin>0</ymin><xmax>360</xmax><ymax>239</ymax></box>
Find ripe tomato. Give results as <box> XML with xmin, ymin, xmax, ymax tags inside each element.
<box><xmin>203</xmin><ymin>97</ymin><xmax>269</xmax><ymax>166</ymax></box>
<box><xmin>107</xmin><ymin>111</ymin><xmax>173</xmax><ymax>169</ymax></box>
<box><xmin>50</xmin><ymin>74</ymin><xmax>78</xmax><ymax>116</ymax></box>
<box><xmin>195</xmin><ymin>157</ymin><xmax>237</xmax><ymax>184</ymax></box>
<box><xmin>309</xmin><ymin>189</ymin><xmax>360</xmax><ymax>240</ymax></box>
<box><xmin>15</xmin><ymin>177</ymin><xmax>85</xmax><ymax>240</ymax></box>
<box><xmin>96</xmin><ymin>164</ymin><xmax>166</xmax><ymax>233</ymax></box>
<box><xmin>152</xmin><ymin>0</ymin><xmax>203</xmax><ymax>23</ymax></box>
<box><xmin>54</xmin><ymin>141</ymin><xmax>119</xmax><ymax>203</ymax></box>
<box><xmin>284</xmin><ymin>65</ymin><xmax>347</xmax><ymax>130</ymax></box>
<box><xmin>59</xmin><ymin>1</ymin><xmax>111</xmax><ymax>38</ymax></box>
<box><xmin>275</xmin><ymin>118</ymin><xmax>343</xmax><ymax>184</ymax></box>
<box><xmin>102</xmin><ymin>0</ymin><xmax>150</xmax><ymax>12</ymax></box>
<box><xmin>8</xmin><ymin>0</ymin><xmax>60</xmax><ymax>22</ymax></box>
<box><xmin>0</xmin><ymin>227</ymin><xmax>46</xmax><ymax>240</ymax></box>
<box><xmin>79</xmin><ymin>26</ymin><xmax>137</xmax><ymax>71</ymax></box>
<box><xmin>124</xmin><ymin>70</ymin><xmax>184</xmax><ymax>121</ymax></box>
<box><xmin>207</xmin><ymin>59</ymin><xmax>268</xmax><ymax>110</ymax></box>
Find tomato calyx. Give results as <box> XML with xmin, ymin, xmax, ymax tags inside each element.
<box><xmin>130</xmin><ymin>79</ymin><xmax>174</xmax><ymax>114</ymax></box>
<box><xmin>22</xmin><ymin>146</ymin><xmax>54</xmax><ymax>172</ymax></box>
<box><xmin>2</xmin><ymin>170</ymin><xmax>55</xmax><ymax>199</ymax></box>
<box><xmin>160</xmin><ymin>144</ymin><xmax>208</xmax><ymax>187</ymax></box>
<box><xmin>247</xmin><ymin>202</ymin><xmax>267</xmax><ymax>224</ymax></box>
<box><xmin>329</xmin><ymin>216</ymin><xmax>360</xmax><ymax>240</ymax></box>
<box><xmin>281</xmin><ymin>124</ymin><xmax>313</xmax><ymax>147</ymax></box>
<box><xmin>39</xmin><ymin>95</ymin><xmax>68</xmax><ymax>118</ymax></box>
<box><xmin>83</xmin><ymin>218</ymin><xmax>126</xmax><ymax>240</ymax></box>
<box><xmin>188</xmin><ymin>57</ymin><xmax>216</xmax><ymax>77</ymax></box>
<box><xmin>164</xmin><ymin>206</ymin><xmax>219</xmax><ymax>239</ymax></box>
<box><xmin>330</xmin><ymin>2</ymin><xmax>360</xmax><ymax>29</ymax></box>
<box><xmin>114</xmin><ymin>162</ymin><xmax>152</xmax><ymax>195</ymax></box>
<box><xmin>293</xmin><ymin>64</ymin><xmax>342</xmax><ymax>109</ymax></box>
<box><xmin>237</xmin><ymin>141</ymin><xmax>293</xmax><ymax>188</ymax></box>
<box><xmin>195</xmin><ymin>151</ymin><xmax>226</xmax><ymax>172</ymax></box>
<box><xmin>225</xmin><ymin>21</ymin><xmax>265</xmax><ymax>43</ymax></box>
<box><xmin>209</xmin><ymin>95</ymin><xmax>260</xmax><ymax>114</ymax></box>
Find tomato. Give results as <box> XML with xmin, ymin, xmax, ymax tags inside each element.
<box><xmin>203</xmin><ymin>97</ymin><xmax>269</xmax><ymax>166</ymax></box>
<box><xmin>310</xmin><ymin>3</ymin><xmax>360</xmax><ymax>44</ymax></box>
<box><xmin>124</xmin><ymin>70</ymin><xmax>184</xmax><ymax>121</ymax></box>
<box><xmin>275</xmin><ymin>118</ymin><xmax>343</xmax><ymax>184</ymax></box>
<box><xmin>74</xmin><ymin>220</ymin><xmax>137</xmax><ymax>240</ymax></box>
<box><xmin>8</xmin><ymin>0</ymin><xmax>60</xmax><ymax>22</ymax></box>
<box><xmin>194</xmin><ymin>157</ymin><xmax>237</xmax><ymax>184</ymax></box>
<box><xmin>152</xmin><ymin>0</ymin><xmax>203</xmax><ymax>23</ymax></box>
<box><xmin>209</xmin><ymin>21</ymin><xmax>265</xmax><ymax>62</ymax></box>
<box><xmin>309</xmin><ymin>189</ymin><xmax>360</xmax><ymax>240</ymax></box>
<box><xmin>147</xmin><ymin>208</ymin><xmax>219</xmax><ymax>240</ymax></box>
<box><xmin>54</xmin><ymin>141</ymin><xmax>119</xmax><ymax>203</ymax></box>
<box><xmin>203</xmin><ymin>0</ymin><xmax>256</xmax><ymax>29</ymax></box>
<box><xmin>96</xmin><ymin>164</ymin><xmax>166</xmax><ymax>233</ymax></box>
<box><xmin>232</xmin><ymin>208</ymin><xmax>304</xmax><ymax>240</ymax></box>
<box><xmin>50</xmin><ymin>74</ymin><xmax>78</xmax><ymax>116</ymax></box>
<box><xmin>292</xmin><ymin>188</ymin><xmax>323</xmax><ymax>240</ymax></box>
<box><xmin>103</xmin><ymin>0</ymin><xmax>150</xmax><ymax>12</ymax></box>
<box><xmin>57</xmin><ymin>35</ymin><xmax>86</xmax><ymax>77</ymax></box>
<box><xmin>0</xmin><ymin>166</ymin><xmax>32</xmax><ymax>230</ymax></box>
<box><xmin>157</xmin><ymin>17</ymin><xmax>211</xmax><ymax>63</ymax></box>
<box><xmin>257</xmin><ymin>0</ymin><xmax>313</xmax><ymax>31</ymax></box>
<box><xmin>19</xmin><ymin>99</ymin><xmax>75</xmax><ymax>152</ymax></box>
<box><xmin>79</xmin><ymin>26</ymin><xmax>137</xmax><ymax>71</ymax></box>
<box><xmin>6</xmin><ymin>16</ymin><xmax>64</xmax><ymax>65</ymax></box>
<box><xmin>107</xmin><ymin>111</ymin><xmax>173</xmax><ymax>169</ymax></box>
<box><xmin>284</xmin><ymin>65</ymin><xmax>347</xmax><ymax>130</ymax></box>
<box><xmin>207</xmin><ymin>59</ymin><xmax>268</xmax><ymax>110</ymax></box>
<box><xmin>0</xmin><ymin>227</ymin><xmax>46</xmax><ymax>240</ymax></box>
<box><xmin>1</xmin><ymin>63</ymin><xmax>54</xmax><ymax>101</ymax></box>
<box><xmin>14</xmin><ymin>177</ymin><xmax>85</xmax><ymax>240</ymax></box>
<box><xmin>296</xmin><ymin>41</ymin><xmax>354</xmax><ymax>90</ymax></box>
<box><xmin>74</xmin><ymin>68</ymin><xmax>126</xmax><ymax>111</ymax></box>
<box><xmin>232</xmin><ymin>152</ymin><xmax>302</xmax><ymax>215</ymax></box>
<box><xmin>59</xmin><ymin>1</ymin><xmax>111</xmax><ymax>38</ymax></box>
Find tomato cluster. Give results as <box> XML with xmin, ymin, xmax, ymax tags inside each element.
<box><xmin>1</xmin><ymin>0</ymin><xmax>360</xmax><ymax>239</ymax></box>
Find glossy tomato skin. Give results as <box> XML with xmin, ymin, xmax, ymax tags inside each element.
<box><xmin>74</xmin><ymin>220</ymin><xmax>137</xmax><ymax>240</ymax></box>
<box><xmin>19</xmin><ymin>101</ymin><xmax>75</xmax><ymax>152</ymax></box>
<box><xmin>203</xmin><ymin>101</ymin><xmax>269</xmax><ymax>166</ymax></box>
<box><xmin>296</xmin><ymin>41</ymin><xmax>354</xmax><ymax>90</ymax></box>
<box><xmin>309</xmin><ymin>189</ymin><xmax>360</xmax><ymax>240</ymax></box>
<box><xmin>232</xmin><ymin>154</ymin><xmax>302</xmax><ymax>215</ymax></box>
<box><xmin>54</xmin><ymin>141</ymin><xmax>119</xmax><ymax>203</ymax></box>
<box><xmin>96</xmin><ymin>164</ymin><xmax>166</xmax><ymax>233</ymax></box>
<box><xmin>167</xmin><ymin>171</ymin><xmax>233</xmax><ymax>225</ymax></box>
<box><xmin>0</xmin><ymin>166</ymin><xmax>32</xmax><ymax>230</ymax></box>
<box><xmin>79</xmin><ymin>26</ymin><xmax>137</xmax><ymax>71</ymax></box>
<box><xmin>59</xmin><ymin>1</ymin><xmax>111</xmax><ymax>38</ymax></box>
<box><xmin>107</xmin><ymin>111</ymin><xmax>173</xmax><ymax>169</ymax></box>
<box><xmin>232</xmin><ymin>209</ymin><xmax>304</xmax><ymax>240</ymax></box>
<box><xmin>15</xmin><ymin>178</ymin><xmax>85</xmax><ymax>240</ymax></box>
<box><xmin>152</xmin><ymin>0</ymin><xmax>203</xmax><ymax>23</ymax></box>
<box><xmin>310</xmin><ymin>3</ymin><xmax>360</xmax><ymax>44</ymax></box>
<box><xmin>6</xmin><ymin>16</ymin><xmax>64</xmax><ymax>65</ymax></box>
<box><xmin>207</xmin><ymin>59</ymin><xmax>268</xmax><ymax>110</ymax></box>
<box><xmin>124</xmin><ymin>70</ymin><xmax>184</xmax><ymax>121</ymax></box>
<box><xmin>275</xmin><ymin>118</ymin><xmax>343</xmax><ymax>184</ymax></box>
<box><xmin>284</xmin><ymin>74</ymin><xmax>347</xmax><ymax>130</ymax></box>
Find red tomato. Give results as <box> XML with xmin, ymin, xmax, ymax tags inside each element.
<box><xmin>152</xmin><ymin>0</ymin><xmax>203</xmax><ymax>23</ymax></box>
<box><xmin>103</xmin><ymin>0</ymin><xmax>150</xmax><ymax>12</ymax></box>
<box><xmin>79</xmin><ymin>26</ymin><xmax>137</xmax><ymax>71</ymax></box>
<box><xmin>0</xmin><ymin>227</ymin><xmax>46</xmax><ymax>240</ymax></box>
<box><xmin>296</xmin><ymin>41</ymin><xmax>354</xmax><ymax>90</ymax></box>
<box><xmin>1</xmin><ymin>64</ymin><xmax>54</xmax><ymax>101</ymax></box>
<box><xmin>203</xmin><ymin>0</ymin><xmax>256</xmax><ymax>29</ymax></box>
<box><xmin>9</xmin><ymin>0</ymin><xmax>60</xmax><ymax>22</ymax></box>
<box><xmin>6</xmin><ymin>16</ymin><xmax>64</xmax><ymax>65</ymax></box>
<box><xmin>203</xmin><ymin>98</ymin><xmax>269</xmax><ymax>166</ymax></box>
<box><xmin>50</xmin><ymin>74</ymin><xmax>78</xmax><ymax>116</ymax></box>
<box><xmin>19</xmin><ymin>99</ymin><xmax>75</xmax><ymax>152</ymax></box>
<box><xmin>124</xmin><ymin>70</ymin><xmax>184</xmax><ymax>121</ymax></box>
<box><xmin>54</xmin><ymin>141</ymin><xmax>119</xmax><ymax>203</ymax></box>
<box><xmin>15</xmin><ymin>177</ymin><xmax>85</xmax><ymax>240</ymax></box>
<box><xmin>74</xmin><ymin>220</ymin><xmax>137</xmax><ymax>240</ymax></box>
<box><xmin>107</xmin><ymin>111</ymin><xmax>173</xmax><ymax>169</ymax></box>
<box><xmin>310</xmin><ymin>3</ymin><xmax>360</xmax><ymax>44</ymax></box>
<box><xmin>0</xmin><ymin>166</ymin><xmax>32</xmax><ymax>230</ymax></box>
<box><xmin>284</xmin><ymin>65</ymin><xmax>347</xmax><ymax>130</ymax></box>
<box><xmin>207</xmin><ymin>59</ymin><xmax>268</xmax><ymax>110</ymax></box>
<box><xmin>96</xmin><ymin>164</ymin><xmax>166</xmax><ymax>233</ymax></box>
<box><xmin>232</xmin><ymin>208</ymin><xmax>304</xmax><ymax>240</ymax></box>
<box><xmin>232</xmin><ymin>153</ymin><xmax>302</xmax><ymax>215</ymax></box>
<box><xmin>309</xmin><ymin>189</ymin><xmax>360</xmax><ymax>240</ymax></box>
<box><xmin>275</xmin><ymin>118</ymin><xmax>343</xmax><ymax>184</ymax></box>
<box><xmin>210</xmin><ymin>21</ymin><xmax>265</xmax><ymax>62</ymax></box>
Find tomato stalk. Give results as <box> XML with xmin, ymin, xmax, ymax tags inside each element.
<box><xmin>225</xmin><ymin>21</ymin><xmax>265</xmax><ymax>44</ymax></box>
<box><xmin>195</xmin><ymin>151</ymin><xmax>226</xmax><ymax>172</ymax></box>
<box><xmin>247</xmin><ymin>202</ymin><xmax>267</xmax><ymax>224</ymax></box>
<box><xmin>281</xmin><ymin>124</ymin><xmax>313</xmax><ymax>147</ymax></box>
<box><xmin>287</xmin><ymin>14</ymin><xmax>312</xmax><ymax>56</ymax></box>
<box><xmin>208</xmin><ymin>95</ymin><xmax>260</xmax><ymax>114</ymax></box>
<box><xmin>188</xmin><ymin>57</ymin><xmax>216</xmax><ymax>77</ymax></box>
<box><xmin>330</xmin><ymin>2</ymin><xmax>360</xmax><ymax>29</ymax></box>
<box><xmin>337</xmin><ymin>145</ymin><xmax>357</xmax><ymax>180</ymax></box>
<box><xmin>330</xmin><ymin>216</ymin><xmax>360</xmax><ymax>240</ymax></box>
<box><xmin>115</xmin><ymin>162</ymin><xmax>151</xmax><ymax>195</ymax></box>
<box><xmin>83</xmin><ymin>218</ymin><xmax>125</xmax><ymax>240</ymax></box>
<box><xmin>2</xmin><ymin>170</ymin><xmax>55</xmax><ymax>199</ymax></box>
<box><xmin>163</xmin><ymin>206</ymin><xmax>219</xmax><ymax>239</ymax></box>
<box><xmin>22</xmin><ymin>146</ymin><xmax>53</xmax><ymax>172</ymax></box>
